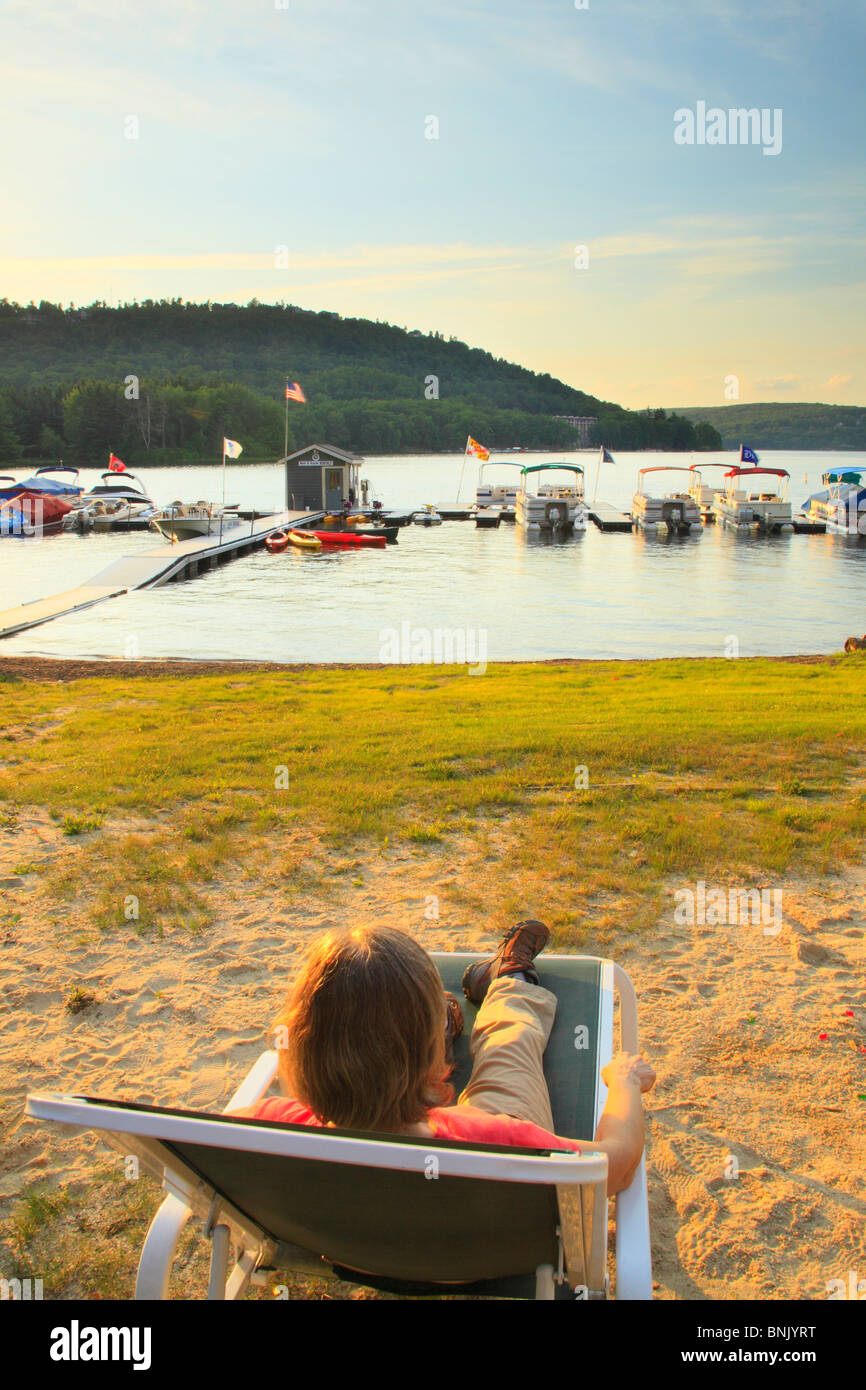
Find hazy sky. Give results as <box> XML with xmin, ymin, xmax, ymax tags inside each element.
<box><xmin>1</xmin><ymin>0</ymin><xmax>863</xmax><ymax>408</ymax></box>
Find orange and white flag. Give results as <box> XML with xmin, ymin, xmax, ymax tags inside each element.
<box><xmin>466</xmin><ymin>435</ymin><xmax>489</xmax><ymax>460</ymax></box>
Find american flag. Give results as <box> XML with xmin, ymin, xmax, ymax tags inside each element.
<box><xmin>285</xmin><ymin>380</ymin><xmax>306</xmax><ymax>403</ymax></box>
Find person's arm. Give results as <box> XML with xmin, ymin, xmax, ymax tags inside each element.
<box><xmin>579</xmin><ymin>1052</ymin><xmax>655</xmax><ymax>1196</ymax></box>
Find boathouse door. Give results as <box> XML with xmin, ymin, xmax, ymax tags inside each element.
<box><xmin>324</xmin><ymin>468</ymin><xmax>343</xmax><ymax>512</ymax></box>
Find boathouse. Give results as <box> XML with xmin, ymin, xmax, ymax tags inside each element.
<box><xmin>281</xmin><ymin>443</ymin><xmax>364</xmax><ymax>512</ymax></box>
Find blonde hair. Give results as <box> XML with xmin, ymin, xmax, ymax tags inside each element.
<box><xmin>272</xmin><ymin>926</ymin><xmax>453</xmax><ymax>1132</ymax></box>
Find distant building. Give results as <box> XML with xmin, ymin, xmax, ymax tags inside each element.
<box><xmin>553</xmin><ymin>415</ymin><xmax>597</xmax><ymax>447</ymax></box>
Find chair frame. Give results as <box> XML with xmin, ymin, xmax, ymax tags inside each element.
<box><xmin>26</xmin><ymin>954</ymin><xmax>652</xmax><ymax>1301</ymax></box>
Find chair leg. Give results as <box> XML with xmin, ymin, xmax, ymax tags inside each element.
<box><xmin>535</xmin><ymin>1263</ymin><xmax>556</xmax><ymax>1300</ymax></box>
<box><xmin>207</xmin><ymin>1224</ymin><xmax>231</xmax><ymax>1300</ymax></box>
<box><xmin>136</xmin><ymin>1193</ymin><xmax>192</xmax><ymax>1300</ymax></box>
<box><xmin>225</xmin><ymin>1250</ymin><xmax>258</xmax><ymax>1301</ymax></box>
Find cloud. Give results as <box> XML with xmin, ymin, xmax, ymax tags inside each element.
<box><xmin>823</xmin><ymin>374</ymin><xmax>853</xmax><ymax>390</ymax></box>
<box><xmin>752</xmin><ymin>375</ymin><xmax>803</xmax><ymax>392</ymax></box>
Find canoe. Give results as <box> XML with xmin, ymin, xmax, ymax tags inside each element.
<box><xmin>287</xmin><ymin>529</ymin><xmax>323</xmax><ymax>551</ymax></box>
<box><xmin>310</xmin><ymin>530</ymin><xmax>386</xmax><ymax>549</ymax></box>
<box><xmin>265</xmin><ymin>530</ymin><xmax>290</xmax><ymax>553</ymax></box>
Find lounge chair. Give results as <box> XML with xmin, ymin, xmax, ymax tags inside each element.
<box><xmin>26</xmin><ymin>953</ymin><xmax>652</xmax><ymax>1301</ymax></box>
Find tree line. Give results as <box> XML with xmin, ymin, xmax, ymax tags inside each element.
<box><xmin>0</xmin><ymin>300</ymin><xmax>722</xmax><ymax>463</ymax></box>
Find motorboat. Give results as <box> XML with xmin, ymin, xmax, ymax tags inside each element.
<box><xmin>714</xmin><ymin>467</ymin><xmax>793</xmax><ymax>533</ymax></box>
<box><xmin>476</xmin><ymin>461</ymin><xmax>522</xmax><ymax>509</ymax></box>
<box><xmin>151</xmin><ymin>500</ymin><xmax>244</xmax><ymax>542</ymax></box>
<box><xmin>687</xmin><ymin>461</ymin><xmax>733</xmax><ymax>518</ymax></box>
<box><xmin>0</xmin><ymin>490</ymin><xmax>73</xmax><ymax>537</ymax></box>
<box><xmin>516</xmin><ymin>463</ymin><xmax>587</xmax><ymax>532</ymax></box>
<box><xmin>631</xmin><ymin>467</ymin><xmax>703</xmax><ymax>535</ymax></box>
<box><xmin>801</xmin><ymin>470</ymin><xmax>866</xmax><ymax>536</ymax></box>
<box><xmin>0</xmin><ymin>465</ymin><xmax>83</xmax><ymax>502</ymax></box>
<box><xmin>413</xmin><ymin>505</ymin><xmax>442</xmax><ymax>527</ymax></box>
<box><xmin>66</xmin><ymin>471</ymin><xmax>157</xmax><ymax>532</ymax></box>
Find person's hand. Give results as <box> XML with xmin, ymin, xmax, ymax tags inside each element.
<box><xmin>601</xmin><ymin>1051</ymin><xmax>656</xmax><ymax>1093</ymax></box>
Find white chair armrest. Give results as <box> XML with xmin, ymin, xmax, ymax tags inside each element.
<box><xmin>223</xmin><ymin>1050</ymin><xmax>279</xmax><ymax>1113</ymax></box>
<box><xmin>614</xmin><ymin>1154</ymin><xmax>653</xmax><ymax>1299</ymax></box>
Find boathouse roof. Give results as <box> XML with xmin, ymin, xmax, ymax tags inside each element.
<box><xmin>279</xmin><ymin>443</ymin><xmax>364</xmax><ymax>466</ymax></box>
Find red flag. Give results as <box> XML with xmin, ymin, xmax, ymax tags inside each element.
<box><xmin>108</xmin><ymin>453</ymin><xmax>126</xmax><ymax>473</ymax></box>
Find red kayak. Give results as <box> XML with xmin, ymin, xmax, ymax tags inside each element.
<box><xmin>311</xmin><ymin>531</ymin><xmax>386</xmax><ymax>549</ymax></box>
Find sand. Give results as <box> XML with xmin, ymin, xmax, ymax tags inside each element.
<box><xmin>1</xmin><ymin>803</ymin><xmax>864</xmax><ymax>1300</ymax></box>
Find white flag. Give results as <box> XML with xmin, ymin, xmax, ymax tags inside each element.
<box><xmin>223</xmin><ymin>438</ymin><xmax>243</xmax><ymax>458</ymax></box>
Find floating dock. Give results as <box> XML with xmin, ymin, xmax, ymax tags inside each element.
<box><xmin>792</xmin><ymin>515</ymin><xmax>827</xmax><ymax>534</ymax></box>
<box><xmin>0</xmin><ymin>509</ymin><xmax>323</xmax><ymax>640</ymax></box>
<box><xmin>588</xmin><ymin>502</ymin><xmax>634</xmax><ymax>533</ymax></box>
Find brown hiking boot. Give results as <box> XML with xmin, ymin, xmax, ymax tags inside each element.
<box><xmin>444</xmin><ymin>991</ymin><xmax>464</xmax><ymax>1069</ymax></box>
<box><xmin>461</xmin><ymin>919</ymin><xmax>550</xmax><ymax>1003</ymax></box>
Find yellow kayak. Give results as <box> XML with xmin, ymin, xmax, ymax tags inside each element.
<box><xmin>288</xmin><ymin>529</ymin><xmax>322</xmax><ymax>551</ymax></box>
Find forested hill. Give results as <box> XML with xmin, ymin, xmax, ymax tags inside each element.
<box><xmin>674</xmin><ymin>402</ymin><xmax>866</xmax><ymax>451</ymax></box>
<box><xmin>0</xmin><ymin>299</ymin><xmax>720</xmax><ymax>463</ymax></box>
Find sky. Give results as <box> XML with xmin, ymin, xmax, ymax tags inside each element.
<box><xmin>0</xmin><ymin>0</ymin><xmax>863</xmax><ymax>409</ymax></box>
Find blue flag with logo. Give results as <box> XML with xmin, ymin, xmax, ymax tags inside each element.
<box><xmin>740</xmin><ymin>445</ymin><xmax>759</xmax><ymax>464</ymax></box>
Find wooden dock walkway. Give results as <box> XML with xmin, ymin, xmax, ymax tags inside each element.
<box><xmin>0</xmin><ymin>509</ymin><xmax>323</xmax><ymax>640</ymax></box>
<box><xmin>588</xmin><ymin>502</ymin><xmax>633</xmax><ymax>533</ymax></box>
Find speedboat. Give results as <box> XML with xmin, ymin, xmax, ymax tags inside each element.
<box><xmin>714</xmin><ymin>467</ymin><xmax>793</xmax><ymax>533</ymax></box>
<box><xmin>0</xmin><ymin>465</ymin><xmax>83</xmax><ymax>502</ymax></box>
<box><xmin>516</xmin><ymin>464</ymin><xmax>587</xmax><ymax>532</ymax></box>
<box><xmin>151</xmin><ymin>501</ymin><xmax>244</xmax><ymax>541</ymax></box>
<box><xmin>687</xmin><ymin>462</ymin><xmax>732</xmax><ymax>518</ymax></box>
<box><xmin>0</xmin><ymin>490</ymin><xmax>73</xmax><ymax>537</ymax></box>
<box><xmin>801</xmin><ymin>470</ymin><xmax>866</xmax><ymax>536</ymax></box>
<box><xmin>66</xmin><ymin>471</ymin><xmax>157</xmax><ymax>532</ymax></box>
<box><xmin>631</xmin><ymin>467</ymin><xmax>703</xmax><ymax>535</ymax></box>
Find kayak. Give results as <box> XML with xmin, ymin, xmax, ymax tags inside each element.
<box><xmin>311</xmin><ymin>530</ymin><xmax>386</xmax><ymax>549</ymax></box>
<box><xmin>287</xmin><ymin>529</ymin><xmax>323</xmax><ymax>551</ymax></box>
<box><xmin>265</xmin><ymin>530</ymin><xmax>289</xmax><ymax>553</ymax></box>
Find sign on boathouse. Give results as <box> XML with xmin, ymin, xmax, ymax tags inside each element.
<box><xmin>282</xmin><ymin>443</ymin><xmax>364</xmax><ymax>513</ymax></box>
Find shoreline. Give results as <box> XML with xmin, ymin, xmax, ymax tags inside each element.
<box><xmin>0</xmin><ymin>651</ymin><xmax>847</xmax><ymax>682</ymax></box>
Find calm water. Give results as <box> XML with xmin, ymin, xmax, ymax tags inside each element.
<box><xmin>1</xmin><ymin>450</ymin><xmax>865</xmax><ymax>662</ymax></box>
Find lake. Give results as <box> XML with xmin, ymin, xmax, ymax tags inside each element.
<box><xmin>1</xmin><ymin>450</ymin><xmax>865</xmax><ymax>663</ymax></box>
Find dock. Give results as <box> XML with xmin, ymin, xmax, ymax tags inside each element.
<box><xmin>792</xmin><ymin>515</ymin><xmax>827</xmax><ymax>534</ymax></box>
<box><xmin>0</xmin><ymin>509</ymin><xmax>323</xmax><ymax>640</ymax></box>
<box><xmin>588</xmin><ymin>502</ymin><xmax>634</xmax><ymax>533</ymax></box>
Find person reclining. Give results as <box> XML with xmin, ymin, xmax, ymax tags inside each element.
<box><xmin>233</xmin><ymin>920</ymin><xmax>655</xmax><ymax>1195</ymax></box>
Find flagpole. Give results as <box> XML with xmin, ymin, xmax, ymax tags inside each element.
<box><xmin>456</xmin><ymin>436</ymin><xmax>469</xmax><ymax>504</ymax></box>
<box><xmin>284</xmin><ymin>381</ymin><xmax>289</xmax><ymax>459</ymax></box>
<box><xmin>222</xmin><ymin>439</ymin><xmax>226</xmax><ymax>506</ymax></box>
<box><xmin>592</xmin><ymin>445</ymin><xmax>602</xmax><ymax>504</ymax></box>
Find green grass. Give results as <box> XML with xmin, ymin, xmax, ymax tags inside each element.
<box><xmin>0</xmin><ymin>657</ymin><xmax>864</xmax><ymax>941</ymax></box>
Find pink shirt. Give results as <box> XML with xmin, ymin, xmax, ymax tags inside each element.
<box><xmin>235</xmin><ymin>1095</ymin><xmax>582</xmax><ymax>1153</ymax></box>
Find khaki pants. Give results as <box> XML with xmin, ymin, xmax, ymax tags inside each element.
<box><xmin>457</xmin><ymin>976</ymin><xmax>557</xmax><ymax>1131</ymax></box>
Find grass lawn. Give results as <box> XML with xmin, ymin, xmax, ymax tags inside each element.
<box><xmin>2</xmin><ymin>653</ymin><xmax>865</xmax><ymax>1299</ymax></box>
<box><xmin>1</xmin><ymin>655</ymin><xmax>865</xmax><ymax>942</ymax></box>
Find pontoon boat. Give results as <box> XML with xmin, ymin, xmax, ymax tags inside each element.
<box><xmin>516</xmin><ymin>464</ymin><xmax>587</xmax><ymax>532</ymax></box>
<box><xmin>687</xmin><ymin>462</ymin><xmax>733</xmax><ymax>518</ymax></box>
<box><xmin>632</xmin><ymin>467</ymin><xmax>703</xmax><ymax>535</ymax></box>
<box><xmin>714</xmin><ymin>467</ymin><xmax>793</xmax><ymax>533</ymax></box>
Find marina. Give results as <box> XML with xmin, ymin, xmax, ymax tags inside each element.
<box><xmin>0</xmin><ymin>448</ymin><xmax>864</xmax><ymax>662</ymax></box>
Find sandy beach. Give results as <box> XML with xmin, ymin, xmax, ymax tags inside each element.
<box><xmin>1</xmin><ymin>801</ymin><xmax>864</xmax><ymax>1299</ymax></box>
